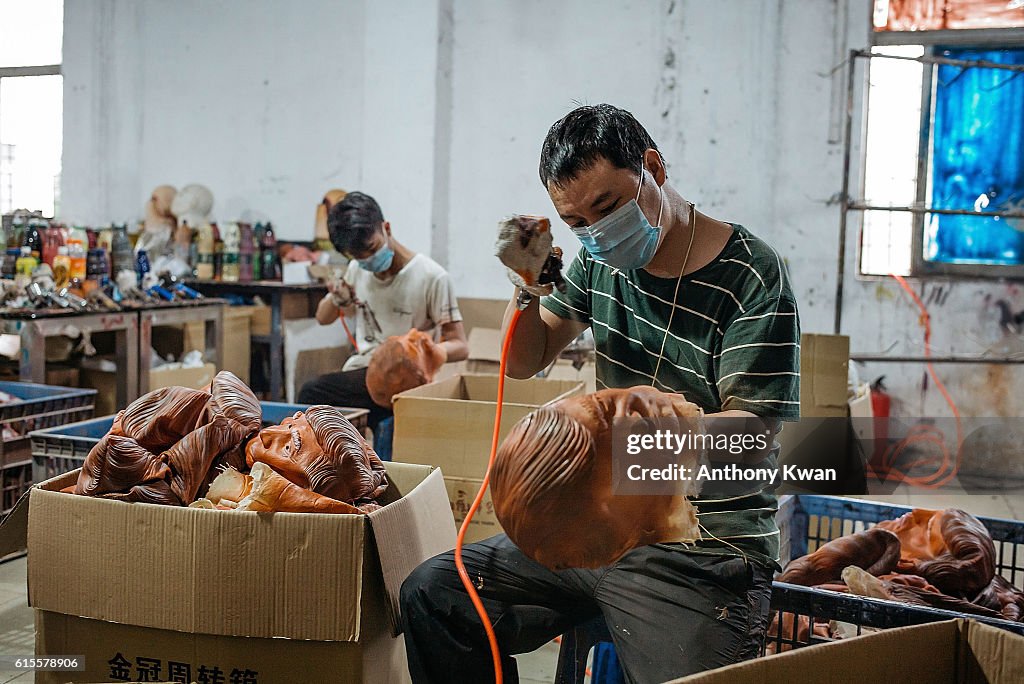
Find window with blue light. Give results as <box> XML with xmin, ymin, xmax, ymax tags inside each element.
<box><xmin>925</xmin><ymin>47</ymin><xmax>1024</xmax><ymax>266</ymax></box>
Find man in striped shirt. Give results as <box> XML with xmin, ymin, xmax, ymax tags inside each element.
<box><xmin>401</xmin><ymin>104</ymin><xmax>800</xmax><ymax>683</ymax></box>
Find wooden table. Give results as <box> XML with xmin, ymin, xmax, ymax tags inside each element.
<box><xmin>2</xmin><ymin>309</ymin><xmax>139</xmax><ymax>410</ymax></box>
<box><xmin>134</xmin><ymin>300</ymin><xmax>226</xmax><ymax>395</ymax></box>
<box><xmin>185</xmin><ymin>280</ymin><xmax>327</xmax><ymax>400</ymax></box>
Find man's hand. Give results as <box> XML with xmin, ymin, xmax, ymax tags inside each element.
<box><xmin>506</xmin><ymin>269</ymin><xmax>554</xmax><ymax>297</ymax></box>
<box><xmin>327</xmin><ymin>278</ymin><xmax>357</xmax><ymax>308</ymax></box>
<box><xmin>604</xmin><ymin>386</ymin><xmax>702</xmax><ymax>419</ymax></box>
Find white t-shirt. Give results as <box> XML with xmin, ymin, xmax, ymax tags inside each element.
<box><xmin>341</xmin><ymin>253</ymin><xmax>462</xmax><ymax>371</ymax></box>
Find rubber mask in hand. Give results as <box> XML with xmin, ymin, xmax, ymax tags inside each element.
<box><xmin>572</xmin><ymin>166</ymin><xmax>665</xmax><ymax>270</ymax></box>
<box><xmin>357</xmin><ymin>240</ymin><xmax>395</xmax><ymax>273</ymax></box>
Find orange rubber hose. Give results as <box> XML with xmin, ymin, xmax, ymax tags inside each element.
<box><xmin>339</xmin><ymin>312</ymin><xmax>360</xmax><ymax>351</ymax></box>
<box><xmin>878</xmin><ymin>274</ymin><xmax>963</xmax><ymax>489</ymax></box>
<box><xmin>454</xmin><ymin>306</ymin><xmax>522</xmax><ymax>684</ymax></box>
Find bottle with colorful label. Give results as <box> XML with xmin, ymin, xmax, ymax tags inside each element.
<box><xmin>42</xmin><ymin>224</ymin><xmax>64</xmax><ymax>266</ymax></box>
<box><xmin>22</xmin><ymin>220</ymin><xmax>42</xmax><ymax>260</ymax></box>
<box><xmin>16</xmin><ymin>246</ymin><xmax>39</xmax><ymax>281</ymax></box>
<box><xmin>238</xmin><ymin>222</ymin><xmax>255</xmax><ymax>283</ymax></box>
<box><xmin>260</xmin><ymin>222</ymin><xmax>279</xmax><ymax>281</ymax></box>
<box><xmin>195</xmin><ymin>223</ymin><xmax>215</xmax><ymax>279</ymax></box>
<box><xmin>68</xmin><ymin>240</ymin><xmax>88</xmax><ymax>282</ymax></box>
<box><xmin>136</xmin><ymin>249</ymin><xmax>150</xmax><ymax>281</ymax></box>
<box><xmin>2</xmin><ymin>249</ymin><xmax>19</xmax><ymax>280</ymax></box>
<box><xmin>53</xmin><ymin>246</ymin><xmax>72</xmax><ymax>287</ymax></box>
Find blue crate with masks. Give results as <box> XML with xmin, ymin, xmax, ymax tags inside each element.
<box><xmin>769</xmin><ymin>494</ymin><xmax>1024</xmax><ymax>652</ymax></box>
<box><xmin>29</xmin><ymin>402</ymin><xmax>369</xmax><ymax>484</ymax></box>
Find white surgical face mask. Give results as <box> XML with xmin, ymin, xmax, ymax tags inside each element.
<box><xmin>571</xmin><ymin>166</ymin><xmax>665</xmax><ymax>270</ymax></box>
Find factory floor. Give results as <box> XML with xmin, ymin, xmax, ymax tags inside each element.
<box><xmin>1</xmin><ymin>490</ymin><xmax>1021</xmax><ymax>684</ymax></box>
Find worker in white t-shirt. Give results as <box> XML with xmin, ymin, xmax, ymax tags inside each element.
<box><xmin>299</xmin><ymin>191</ymin><xmax>468</xmax><ymax>432</ymax></box>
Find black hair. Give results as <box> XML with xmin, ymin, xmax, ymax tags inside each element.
<box><xmin>327</xmin><ymin>191</ymin><xmax>385</xmax><ymax>255</ymax></box>
<box><xmin>539</xmin><ymin>104</ymin><xmax>660</xmax><ymax>188</ymax></box>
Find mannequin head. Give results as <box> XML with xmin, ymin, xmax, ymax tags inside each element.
<box><xmin>170</xmin><ymin>184</ymin><xmax>214</xmax><ymax>228</ymax></box>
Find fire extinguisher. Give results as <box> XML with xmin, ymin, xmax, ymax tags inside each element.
<box><xmin>870</xmin><ymin>376</ymin><xmax>891</xmax><ymax>465</ymax></box>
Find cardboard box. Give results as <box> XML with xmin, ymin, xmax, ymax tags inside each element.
<box><xmin>465</xmin><ymin>327</ymin><xmax>503</xmax><ymax>374</ymax></box>
<box><xmin>249</xmin><ymin>304</ymin><xmax>272</xmax><ymax>337</ymax></box>
<box><xmin>456</xmin><ymin>297</ymin><xmax>507</xmax><ymax>336</ymax></box>
<box><xmin>81</xmin><ymin>363</ymin><xmax>218</xmax><ymax>415</ymax></box>
<box><xmin>148</xmin><ymin>362</ymin><xmax>218</xmax><ymax>392</ymax></box>
<box><xmin>44</xmin><ymin>365</ymin><xmax>79</xmax><ymax>388</ymax></box>
<box><xmin>184</xmin><ymin>307</ymin><xmax>253</xmax><ymax>384</ymax></box>
<box><xmin>799</xmin><ymin>333</ymin><xmax>849</xmax><ymax>418</ymax></box>
<box><xmin>2</xmin><ymin>461</ymin><xmax>455</xmax><ymax>684</ymax></box>
<box><xmin>544</xmin><ymin>358</ymin><xmax>597</xmax><ymax>394</ymax></box>
<box><xmin>667</xmin><ymin>618</ymin><xmax>1024</xmax><ymax>684</ymax></box>
<box><xmin>444</xmin><ymin>475</ymin><xmax>502</xmax><ymax>544</ymax></box>
<box><xmin>391</xmin><ymin>374</ymin><xmax>583</xmax><ymax>479</ymax></box>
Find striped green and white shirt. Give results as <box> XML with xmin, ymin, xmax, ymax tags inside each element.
<box><xmin>542</xmin><ymin>224</ymin><xmax>800</xmax><ymax>567</ymax></box>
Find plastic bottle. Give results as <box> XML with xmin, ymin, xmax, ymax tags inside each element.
<box><xmin>252</xmin><ymin>226</ymin><xmax>262</xmax><ymax>281</ymax></box>
<box><xmin>97</xmin><ymin>226</ymin><xmax>113</xmax><ymax>255</ymax></box>
<box><xmin>212</xmin><ymin>223</ymin><xmax>224</xmax><ymax>280</ymax></box>
<box><xmin>238</xmin><ymin>222</ymin><xmax>255</xmax><ymax>282</ymax></box>
<box><xmin>88</xmin><ymin>247</ymin><xmax>110</xmax><ymax>280</ymax></box>
<box><xmin>68</xmin><ymin>240</ymin><xmax>87</xmax><ymax>282</ymax></box>
<box><xmin>23</xmin><ymin>219</ymin><xmax>42</xmax><ymax>259</ymax></box>
<box><xmin>2</xmin><ymin>248</ymin><xmax>20</xmax><ymax>279</ymax></box>
<box><xmin>42</xmin><ymin>224</ymin><xmax>64</xmax><ymax>266</ymax></box>
<box><xmin>52</xmin><ymin>246</ymin><xmax>72</xmax><ymax>287</ymax></box>
<box><xmin>111</xmin><ymin>224</ymin><xmax>134</xmax><ymax>278</ymax></box>
<box><xmin>136</xmin><ymin>249</ymin><xmax>150</xmax><ymax>281</ymax></box>
<box><xmin>196</xmin><ymin>223</ymin><xmax>215</xmax><ymax>279</ymax></box>
<box><xmin>16</xmin><ymin>246</ymin><xmax>39</xmax><ymax>279</ymax></box>
<box><xmin>221</xmin><ymin>222</ymin><xmax>241</xmax><ymax>282</ymax></box>
<box><xmin>260</xmin><ymin>222</ymin><xmax>279</xmax><ymax>281</ymax></box>
<box><xmin>8</xmin><ymin>218</ymin><xmax>23</xmax><ymax>250</ymax></box>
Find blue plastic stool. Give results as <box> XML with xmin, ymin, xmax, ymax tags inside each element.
<box><xmin>373</xmin><ymin>416</ymin><xmax>394</xmax><ymax>461</ymax></box>
<box><xmin>554</xmin><ymin>617</ymin><xmax>624</xmax><ymax>684</ymax></box>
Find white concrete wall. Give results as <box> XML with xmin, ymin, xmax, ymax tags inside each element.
<box><xmin>443</xmin><ymin>0</ymin><xmax>853</xmax><ymax>334</ymax></box>
<box><xmin>61</xmin><ymin>0</ymin><xmax>1024</xmax><ymax>417</ymax></box>
<box><xmin>62</xmin><ymin>0</ymin><xmax>367</xmax><ymax>239</ymax></box>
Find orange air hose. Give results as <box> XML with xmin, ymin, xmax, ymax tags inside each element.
<box><xmin>339</xmin><ymin>312</ymin><xmax>360</xmax><ymax>351</ymax></box>
<box><xmin>878</xmin><ymin>274</ymin><xmax>963</xmax><ymax>489</ymax></box>
<box><xmin>454</xmin><ymin>306</ymin><xmax>522</xmax><ymax>684</ymax></box>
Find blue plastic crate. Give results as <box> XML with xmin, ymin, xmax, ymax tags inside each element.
<box><xmin>770</xmin><ymin>495</ymin><xmax>1024</xmax><ymax>651</ymax></box>
<box><xmin>0</xmin><ymin>381</ymin><xmax>96</xmax><ymax>469</ymax></box>
<box><xmin>29</xmin><ymin>402</ymin><xmax>370</xmax><ymax>484</ymax></box>
<box><xmin>0</xmin><ymin>381</ymin><xmax>96</xmax><ymax>515</ymax></box>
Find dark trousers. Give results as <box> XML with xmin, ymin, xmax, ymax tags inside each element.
<box><xmin>296</xmin><ymin>366</ymin><xmax>392</xmax><ymax>432</ymax></box>
<box><xmin>400</xmin><ymin>534</ymin><xmax>773</xmax><ymax>684</ymax></box>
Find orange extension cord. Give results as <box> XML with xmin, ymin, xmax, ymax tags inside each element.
<box><xmin>876</xmin><ymin>274</ymin><xmax>963</xmax><ymax>489</ymax></box>
<box><xmin>454</xmin><ymin>307</ymin><xmax>522</xmax><ymax>684</ymax></box>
